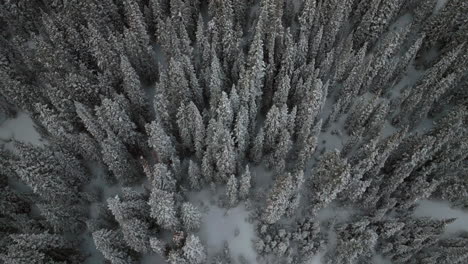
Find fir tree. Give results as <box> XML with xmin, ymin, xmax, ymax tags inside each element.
<box><xmin>239</xmin><ymin>165</ymin><xmax>252</xmax><ymax>200</ymax></box>
<box><xmin>188</xmin><ymin>160</ymin><xmax>202</xmax><ymax>190</ymax></box>
<box><xmin>226</xmin><ymin>174</ymin><xmax>239</xmax><ymax>207</ymax></box>
<box><xmin>182</xmin><ymin>234</ymin><xmax>206</xmax><ymax>264</ymax></box>
<box><xmin>148</xmin><ymin>188</ymin><xmax>179</xmax><ymax>230</ymax></box>
<box><xmin>262</xmin><ymin>173</ymin><xmax>295</xmax><ymax>224</ymax></box>
<box><xmin>146</xmin><ymin>121</ymin><xmax>177</xmax><ymax>164</ymax></box>
<box><xmin>309</xmin><ymin>151</ymin><xmax>351</xmax><ymax>213</ymax></box>
<box><xmin>250</xmin><ymin>128</ymin><xmax>265</xmax><ymax>164</ymax></box>
<box><xmin>120</xmin><ymin>54</ymin><xmax>147</xmax><ymax>114</ymax></box>
<box><xmin>93</xmin><ymin>229</ymin><xmax>136</xmax><ymax>264</ymax></box>
<box><xmin>95</xmin><ymin>96</ymin><xmax>139</xmax><ymax>146</ymax></box>
<box><xmin>101</xmin><ymin>132</ymin><xmax>139</xmax><ymax>185</ymax></box>
<box><xmin>181</xmin><ymin>202</ymin><xmax>202</xmax><ymax>231</ymax></box>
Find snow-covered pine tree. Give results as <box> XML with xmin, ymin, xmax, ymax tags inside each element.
<box><xmin>309</xmin><ymin>151</ymin><xmax>351</xmax><ymax>214</ymax></box>
<box><xmin>226</xmin><ymin>174</ymin><xmax>239</xmax><ymax>207</ymax></box>
<box><xmin>182</xmin><ymin>234</ymin><xmax>206</xmax><ymax>264</ymax></box>
<box><xmin>120</xmin><ymin>54</ymin><xmax>147</xmax><ymax>115</ymax></box>
<box><xmin>262</xmin><ymin>173</ymin><xmax>295</xmax><ymax>224</ymax></box>
<box><xmin>148</xmin><ymin>187</ymin><xmax>180</xmax><ymax>230</ymax></box>
<box><xmin>93</xmin><ymin>229</ymin><xmax>136</xmax><ymax>264</ymax></box>
<box><xmin>239</xmin><ymin>165</ymin><xmax>252</xmax><ymax>200</ymax></box>
<box><xmin>181</xmin><ymin>202</ymin><xmax>202</xmax><ymax>231</ymax></box>
<box><xmin>146</xmin><ymin>120</ymin><xmax>177</xmax><ymax>164</ymax></box>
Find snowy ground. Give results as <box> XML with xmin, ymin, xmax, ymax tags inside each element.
<box><xmin>189</xmin><ymin>190</ymin><xmax>259</xmax><ymax>264</ymax></box>
<box><xmin>434</xmin><ymin>0</ymin><xmax>449</xmax><ymax>14</ymax></box>
<box><xmin>0</xmin><ymin>112</ymin><xmax>43</xmax><ymax>149</ymax></box>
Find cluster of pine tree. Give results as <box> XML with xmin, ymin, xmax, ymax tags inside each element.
<box><xmin>0</xmin><ymin>0</ymin><xmax>467</xmax><ymax>263</ymax></box>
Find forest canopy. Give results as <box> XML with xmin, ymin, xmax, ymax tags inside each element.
<box><xmin>0</xmin><ymin>0</ymin><xmax>467</xmax><ymax>263</ymax></box>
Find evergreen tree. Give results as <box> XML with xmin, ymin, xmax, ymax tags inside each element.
<box><xmin>101</xmin><ymin>132</ymin><xmax>139</xmax><ymax>185</ymax></box>
<box><xmin>378</xmin><ymin>217</ymin><xmax>454</xmax><ymax>263</ymax></box>
<box><xmin>262</xmin><ymin>173</ymin><xmax>295</xmax><ymax>224</ymax></box>
<box><xmin>148</xmin><ymin>188</ymin><xmax>179</xmax><ymax>230</ymax></box>
<box><xmin>267</xmin><ymin>128</ymin><xmax>292</xmax><ymax>173</ymax></box>
<box><xmin>320</xmin><ymin>1</ymin><xmax>345</xmax><ymax>56</ymax></box>
<box><xmin>273</xmin><ymin>73</ymin><xmax>291</xmax><ymax>107</ymax></box>
<box><xmin>176</xmin><ymin>102</ymin><xmax>193</xmax><ymax>151</ymax></box>
<box><xmin>93</xmin><ymin>229</ymin><xmax>136</xmax><ymax>264</ymax></box>
<box><xmin>181</xmin><ymin>202</ymin><xmax>202</xmax><ymax>231</ymax></box>
<box><xmin>296</xmin><ymin>119</ymin><xmax>322</xmax><ymax>170</ymax></box>
<box><xmin>166</xmin><ymin>57</ymin><xmax>191</xmax><ymax>115</ymax></box>
<box><xmin>150</xmin><ymin>236</ymin><xmax>165</xmax><ymax>255</ymax></box>
<box><xmin>234</xmin><ymin>105</ymin><xmax>250</xmax><ymax>158</ymax></box>
<box><xmin>354</xmin><ymin>0</ymin><xmax>383</xmax><ymax>47</ymax></box>
<box><xmin>212</xmin><ymin>124</ymin><xmax>236</xmax><ymax>183</ymax></box>
<box><xmin>151</xmin><ymin>163</ymin><xmax>177</xmax><ymax>192</ymax></box>
<box><xmin>264</xmin><ymin>105</ymin><xmax>283</xmax><ymax>151</ymax></box>
<box><xmin>167</xmin><ymin>249</ymin><xmax>188</xmax><ymax>264</ymax></box>
<box><xmin>188</xmin><ymin>160</ymin><xmax>202</xmax><ymax>190</ymax></box>
<box><xmin>308</xmin><ymin>25</ymin><xmax>324</xmax><ymax>64</ymax></box>
<box><xmin>85</xmin><ymin>22</ymin><xmax>120</xmax><ymax>82</ymax></box>
<box><xmin>309</xmin><ymin>151</ymin><xmax>351</xmax><ymax>213</ymax></box>
<box><xmin>2</xmin><ymin>233</ymin><xmax>84</xmax><ymax>264</ymax></box>
<box><xmin>95</xmin><ymin>96</ymin><xmax>139</xmax><ymax>146</ymax></box>
<box><xmin>121</xmin><ymin>218</ymin><xmax>151</xmax><ymax>253</ymax></box>
<box><xmin>250</xmin><ymin>128</ymin><xmax>265</xmax><ymax>164</ymax></box>
<box><xmin>146</xmin><ymin>121</ymin><xmax>177</xmax><ymax>164</ymax></box>
<box><xmin>226</xmin><ymin>174</ymin><xmax>239</xmax><ymax>207</ymax></box>
<box><xmin>216</xmin><ymin>91</ymin><xmax>234</xmax><ymax>128</ymax></box>
<box><xmin>286</xmin><ymin>170</ymin><xmax>306</xmax><ymax>218</ymax></box>
<box><xmin>75</xmin><ymin>102</ymin><xmax>106</xmax><ymax>142</ymax></box>
<box><xmin>14</xmin><ymin>142</ymin><xmax>86</xmax><ymax>203</ymax></box>
<box><xmin>182</xmin><ymin>234</ymin><xmax>206</xmax><ymax>264</ymax></box>
<box><xmin>328</xmin><ymin>220</ymin><xmax>378</xmax><ymax>264</ymax></box>
<box><xmin>208</xmin><ymin>48</ymin><xmax>225</xmax><ymax>111</ymax></box>
<box><xmin>151</xmin><ymin>75</ymin><xmax>169</xmax><ymax>125</ymax></box>
<box><xmin>120</xmin><ymin>54</ymin><xmax>147</xmax><ymax>114</ymax></box>
<box><xmin>37</xmin><ymin>202</ymin><xmax>87</xmax><ymax>234</ymax></box>
<box><xmin>202</xmin><ymin>150</ymin><xmax>215</xmax><ymax>184</ymax></box>
<box><xmin>239</xmin><ymin>165</ymin><xmax>252</xmax><ymax>200</ymax></box>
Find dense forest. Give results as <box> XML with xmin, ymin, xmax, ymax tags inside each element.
<box><xmin>0</xmin><ymin>0</ymin><xmax>467</xmax><ymax>263</ymax></box>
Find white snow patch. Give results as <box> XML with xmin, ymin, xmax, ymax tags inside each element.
<box><xmin>140</xmin><ymin>254</ymin><xmax>167</xmax><ymax>264</ymax></box>
<box><xmin>389</xmin><ymin>13</ymin><xmax>413</xmax><ymax>33</ymax></box>
<box><xmin>81</xmin><ymin>233</ymin><xmax>106</xmax><ymax>264</ymax></box>
<box><xmin>317</xmin><ymin>129</ymin><xmax>344</xmax><ymax>153</ymax></box>
<box><xmin>0</xmin><ymin>112</ymin><xmax>43</xmax><ymax>148</ymax></box>
<box><xmin>84</xmin><ymin>163</ymin><xmax>122</xmax><ymax>202</ymax></box>
<box><xmin>391</xmin><ymin>63</ymin><xmax>425</xmax><ymax>97</ymax></box>
<box><xmin>381</xmin><ymin>120</ymin><xmax>399</xmax><ymax>138</ymax></box>
<box><xmin>302</xmin><ymin>252</ymin><xmax>324</xmax><ymax>264</ymax></box>
<box><xmin>189</xmin><ymin>190</ymin><xmax>259</xmax><ymax>264</ymax></box>
<box><xmin>251</xmin><ymin>164</ymin><xmax>274</xmax><ymax>188</ymax></box>
<box><xmin>414</xmin><ymin>200</ymin><xmax>468</xmax><ymax>235</ymax></box>
<box><xmin>434</xmin><ymin>0</ymin><xmax>448</xmax><ymax>14</ymax></box>
<box><xmin>316</xmin><ymin>206</ymin><xmax>355</xmax><ymax>223</ymax></box>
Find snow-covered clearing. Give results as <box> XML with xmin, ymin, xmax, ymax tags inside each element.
<box><xmin>81</xmin><ymin>233</ymin><xmax>106</xmax><ymax>264</ymax></box>
<box><xmin>434</xmin><ymin>0</ymin><xmax>449</xmax><ymax>14</ymax></box>
<box><xmin>372</xmin><ymin>254</ymin><xmax>393</xmax><ymax>264</ymax></box>
<box><xmin>140</xmin><ymin>254</ymin><xmax>168</xmax><ymax>264</ymax></box>
<box><xmin>189</xmin><ymin>190</ymin><xmax>258</xmax><ymax>264</ymax></box>
<box><xmin>251</xmin><ymin>164</ymin><xmax>275</xmax><ymax>190</ymax></box>
<box><xmin>0</xmin><ymin>112</ymin><xmax>43</xmax><ymax>148</ymax></box>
